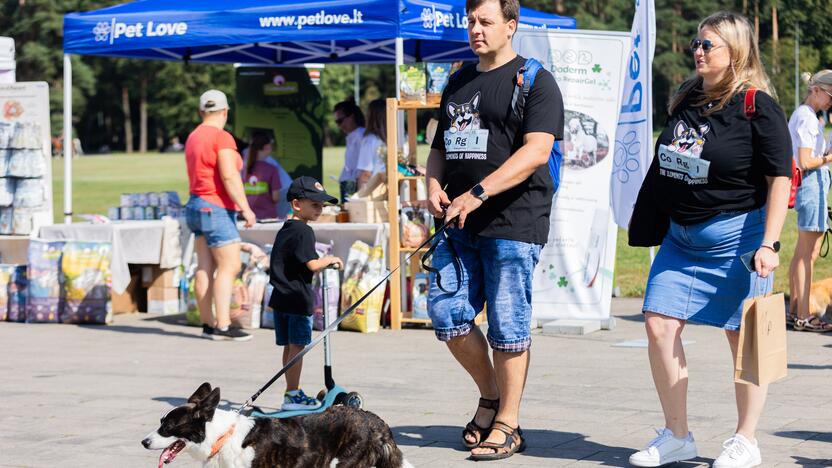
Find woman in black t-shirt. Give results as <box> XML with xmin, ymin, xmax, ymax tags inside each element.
<box><xmin>629</xmin><ymin>12</ymin><xmax>791</xmax><ymax>468</ymax></box>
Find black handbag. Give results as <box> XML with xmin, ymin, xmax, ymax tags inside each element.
<box><xmin>628</xmin><ymin>158</ymin><xmax>670</xmax><ymax>247</ymax></box>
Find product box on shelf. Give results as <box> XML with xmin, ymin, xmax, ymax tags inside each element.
<box><xmin>344</xmin><ymin>200</ymin><xmax>388</xmax><ymax>224</ymax></box>
<box><xmin>147</xmin><ymin>286</ymin><xmax>178</xmax><ymax>315</ymax></box>
<box><xmin>141</xmin><ymin>265</ymin><xmax>181</xmax><ymax>289</ymax></box>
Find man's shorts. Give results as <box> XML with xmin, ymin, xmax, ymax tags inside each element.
<box><xmin>274</xmin><ymin>313</ymin><xmax>314</xmax><ymax>346</ymax></box>
<box><xmin>184</xmin><ymin>195</ymin><xmax>241</xmax><ymax>249</ymax></box>
<box><xmin>427</xmin><ymin>228</ymin><xmax>542</xmax><ymax>353</ymax></box>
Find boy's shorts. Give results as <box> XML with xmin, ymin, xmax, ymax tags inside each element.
<box><xmin>427</xmin><ymin>228</ymin><xmax>542</xmax><ymax>353</ymax></box>
<box><xmin>274</xmin><ymin>312</ymin><xmax>314</xmax><ymax>346</ymax></box>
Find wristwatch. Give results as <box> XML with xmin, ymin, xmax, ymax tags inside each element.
<box><xmin>760</xmin><ymin>240</ymin><xmax>780</xmax><ymax>253</ymax></box>
<box><xmin>470</xmin><ymin>183</ymin><xmax>489</xmax><ymax>202</ymax></box>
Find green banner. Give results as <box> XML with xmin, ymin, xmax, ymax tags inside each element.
<box><xmin>235</xmin><ymin>67</ymin><xmax>324</xmax><ymax>180</ymax></box>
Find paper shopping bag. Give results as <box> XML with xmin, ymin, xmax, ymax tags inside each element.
<box><xmin>734</xmin><ymin>293</ymin><xmax>788</xmax><ymax>386</ymax></box>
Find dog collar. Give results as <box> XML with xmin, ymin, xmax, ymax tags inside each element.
<box><xmin>207</xmin><ymin>423</ymin><xmax>236</xmax><ymax>460</ymax></box>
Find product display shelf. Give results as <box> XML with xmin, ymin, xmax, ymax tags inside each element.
<box><xmin>385</xmin><ymin>98</ymin><xmax>489</xmax><ymax>330</ymax></box>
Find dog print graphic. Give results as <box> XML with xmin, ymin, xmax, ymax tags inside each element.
<box><xmin>667</xmin><ymin>121</ymin><xmax>710</xmax><ymax>157</ymax></box>
<box><xmin>447</xmin><ymin>92</ymin><xmax>481</xmax><ymax>134</ymax></box>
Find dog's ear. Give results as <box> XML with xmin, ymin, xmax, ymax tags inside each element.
<box><xmin>188</xmin><ymin>382</ymin><xmax>213</xmax><ymax>404</ymax></box>
<box><xmin>196</xmin><ymin>387</ymin><xmax>221</xmax><ymax>421</ymax></box>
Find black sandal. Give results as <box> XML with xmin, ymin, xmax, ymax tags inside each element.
<box><xmin>469</xmin><ymin>421</ymin><xmax>526</xmax><ymax>461</ymax></box>
<box><xmin>461</xmin><ymin>397</ymin><xmax>500</xmax><ymax>449</ymax></box>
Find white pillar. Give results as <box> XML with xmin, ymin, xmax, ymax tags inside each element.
<box><xmin>394</xmin><ymin>37</ymin><xmax>403</xmax><ymax>99</ymax></box>
<box><xmin>63</xmin><ymin>54</ymin><xmax>72</xmax><ymax>224</ymax></box>
<box><xmin>354</xmin><ymin>64</ymin><xmax>360</xmax><ymax>104</ymax></box>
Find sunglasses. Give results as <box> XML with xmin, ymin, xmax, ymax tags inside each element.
<box><xmin>690</xmin><ymin>38</ymin><xmax>722</xmax><ymax>53</ymax></box>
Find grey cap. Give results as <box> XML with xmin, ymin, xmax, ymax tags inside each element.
<box><xmin>199</xmin><ymin>89</ymin><xmax>229</xmax><ymax>112</ymax></box>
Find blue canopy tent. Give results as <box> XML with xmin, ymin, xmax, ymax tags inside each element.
<box><xmin>60</xmin><ymin>0</ymin><xmax>575</xmax><ymax>221</ymax></box>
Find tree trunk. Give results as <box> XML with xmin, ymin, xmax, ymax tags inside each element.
<box><xmin>122</xmin><ymin>86</ymin><xmax>133</xmax><ymax>154</ymax></box>
<box><xmin>554</xmin><ymin>0</ymin><xmax>565</xmax><ymax>15</ymax></box>
<box><xmin>771</xmin><ymin>4</ymin><xmax>779</xmax><ymax>74</ymax></box>
<box><xmin>742</xmin><ymin>0</ymin><xmax>748</xmax><ymax>14</ymax></box>
<box><xmin>139</xmin><ymin>77</ymin><xmax>148</xmax><ymax>153</ymax></box>
<box><xmin>754</xmin><ymin>0</ymin><xmax>760</xmax><ymax>41</ymax></box>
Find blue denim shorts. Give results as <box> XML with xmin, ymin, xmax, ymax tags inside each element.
<box><xmin>795</xmin><ymin>167</ymin><xmax>830</xmax><ymax>232</ymax></box>
<box><xmin>185</xmin><ymin>195</ymin><xmax>240</xmax><ymax>248</ymax></box>
<box><xmin>643</xmin><ymin>208</ymin><xmax>772</xmax><ymax>330</ymax></box>
<box><xmin>427</xmin><ymin>228</ymin><xmax>542</xmax><ymax>352</ymax></box>
<box><xmin>274</xmin><ymin>313</ymin><xmax>313</xmax><ymax>346</ymax></box>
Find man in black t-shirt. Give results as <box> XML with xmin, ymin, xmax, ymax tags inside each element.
<box><xmin>425</xmin><ymin>0</ymin><xmax>564</xmax><ymax>460</ymax></box>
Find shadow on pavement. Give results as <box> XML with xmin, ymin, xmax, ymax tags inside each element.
<box><xmin>788</xmin><ymin>363</ymin><xmax>832</xmax><ymax>370</ymax></box>
<box><xmin>80</xmin><ymin>324</ymin><xmax>202</xmax><ymax>339</ymax></box>
<box><xmin>791</xmin><ymin>455</ymin><xmax>832</xmax><ymax>467</ymax></box>
<box><xmin>614</xmin><ymin>313</ymin><xmax>645</xmax><ymax>323</ymax></box>
<box><xmin>390</xmin><ymin>425</ymin><xmax>711</xmax><ymax>466</ymax></box>
<box><xmin>774</xmin><ymin>430</ymin><xmax>832</xmax><ymax>443</ymax></box>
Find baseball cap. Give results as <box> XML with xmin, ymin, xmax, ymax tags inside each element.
<box><xmin>199</xmin><ymin>89</ymin><xmax>229</xmax><ymax>112</ymax></box>
<box><xmin>286</xmin><ymin>176</ymin><xmax>338</xmax><ymax>205</ymax></box>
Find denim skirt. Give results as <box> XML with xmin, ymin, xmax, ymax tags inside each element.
<box><xmin>795</xmin><ymin>166</ymin><xmax>830</xmax><ymax>232</ymax></box>
<box><xmin>642</xmin><ymin>208</ymin><xmax>772</xmax><ymax>330</ymax></box>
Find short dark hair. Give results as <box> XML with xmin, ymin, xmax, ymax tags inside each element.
<box><xmin>465</xmin><ymin>0</ymin><xmax>520</xmax><ymax>23</ymax></box>
<box><xmin>333</xmin><ymin>99</ymin><xmax>365</xmax><ymax>127</ymax></box>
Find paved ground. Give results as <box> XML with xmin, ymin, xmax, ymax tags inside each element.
<box><xmin>1</xmin><ymin>298</ymin><xmax>830</xmax><ymax>467</ymax></box>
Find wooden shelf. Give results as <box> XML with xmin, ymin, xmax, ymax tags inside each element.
<box><xmin>401</xmin><ymin>316</ymin><xmax>433</xmax><ymax>325</ymax></box>
<box><xmin>399</xmin><ymin>246</ymin><xmax>429</xmax><ymax>253</ymax></box>
<box><xmin>396</xmin><ymin>100</ymin><xmax>439</xmax><ymax>110</ymax></box>
<box><xmin>398</xmin><ymin>175</ymin><xmax>424</xmax><ymax>181</ymax></box>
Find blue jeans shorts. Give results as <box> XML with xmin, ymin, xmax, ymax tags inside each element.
<box><xmin>274</xmin><ymin>313</ymin><xmax>313</xmax><ymax>346</ymax></box>
<box><xmin>185</xmin><ymin>195</ymin><xmax>241</xmax><ymax>248</ymax></box>
<box><xmin>427</xmin><ymin>228</ymin><xmax>542</xmax><ymax>353</ymax></box>
<box><xmin>795</xmin><ymin>167</ymin><xmax>830</xmax><ymax>232</ymax></box>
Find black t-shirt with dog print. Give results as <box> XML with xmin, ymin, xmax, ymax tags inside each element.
<box><xmin>650</xmin><ymin>87</ymin><xmax>792</xmax><ymax>226</ymax></box>
<box><xmin>431</xmin><ymin>55</ymin><xmax>564</xmax><ymax>245</ymax></box>
<box><xmin>269</xmin><ymin>220</ymin><xmax>318</xmax><ymax>316</ymax></box>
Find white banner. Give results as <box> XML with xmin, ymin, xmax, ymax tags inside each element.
<box><xmin>514</xmin><ymin>29</ymin><xmax>630</xmax><ymax>322</ymax></box>
<box><xmin>611</xmin><ymin>0</ymin><xmax>656</xmax><ymax>228</ymax></box>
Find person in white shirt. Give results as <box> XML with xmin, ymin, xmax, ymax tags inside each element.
<box><xmin>333</xmin><ymin>100</ymin><xmax>365</xmax><ymax>203</ymax></box>
<box><xmin>788</xmin><ymin>69</ymin><xmax>832</xmax><ymax>332</ymax></box>
<box><xmin>356</xmin><ymin>99</ymin><xmax>387</xmax><ymax>192</ymax></box>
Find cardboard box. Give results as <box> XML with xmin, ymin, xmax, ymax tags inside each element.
<box><xmin>142</xmin><ymin>266</ymin><xmax>181</xmax><ymax>289</ymax></box>
<box><xmin>147</xmin><ymin>286</ymin><xmax>179</xmax><ymax>315</ymax></box>
<box><xmin>345</xmin><ymin>201</ymin><xmax>388</xmax><ymax>224</ymax></box>
<box><xmin>111</xmin><ymin>271</ymin><xmax>140</xmax><ymax>315</ymax></box>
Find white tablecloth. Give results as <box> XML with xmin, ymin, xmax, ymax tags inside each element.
<box><xmin>239</xmin><ymin>222</ymin><xmax>388</xmax><ymax>264</ymax></box>
<box><xmin>39</xmin><ymin>218</ymin><xmax>182</xmax><ymax>294</ymax></box>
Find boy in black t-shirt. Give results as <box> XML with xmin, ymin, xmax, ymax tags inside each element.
<box><xmin>269</xmin><ymin>176</ymin><xmax>343</xmax><ymax>411</ymax></box>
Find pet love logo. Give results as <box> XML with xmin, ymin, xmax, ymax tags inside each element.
<box><xmin>93</xmin><ymin>18</ymin><xmax>188</xmax><ymax>44</ymax></box>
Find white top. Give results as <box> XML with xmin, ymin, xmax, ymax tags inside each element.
<box><xmin>339</xmin><ymin>127</ymin><xmax>365</xmax><ymax>182</ymax></box>
<box><xmin>264</xmin><ymin>156</ymin><xmax>293</xmax><ymax>219</ymax></box>
<box><xmin>357</xmin><ymin>133</ymin><xmax>386</xmax><ymax>176</ymax></box>
<box><xmin>788</xmin><ymin>104</ymin><xmax>826</xmax><ymax>165</ymax></box>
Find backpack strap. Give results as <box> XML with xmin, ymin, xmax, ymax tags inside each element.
<box><xmin>744</xmin><ymin>87</ymin><xmax>757</xmax><ymax>119</ymax></box>
<box><xmin>511</xmin><ymin>58</ymin><xmax>544</xmax><ymax>121</ymax></box>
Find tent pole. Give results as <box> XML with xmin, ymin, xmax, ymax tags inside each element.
<box><xmin>395</xmin><ymin>37</ymin><xmax>403</xmax><ymax>99</ymax></box>
<box><xmin>354</xmin><ymin>64</ymin><xmax>360</xmax><ymax>104</ymax></box>
<box><xmin>63</xmin><ymin>53</ymin><xmax>73</xmax><ymax>224</ymax></box>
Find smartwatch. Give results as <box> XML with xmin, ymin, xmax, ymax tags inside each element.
<box><xmin>760</xmin><ymin>240</ymin><xmax>780</xmax><ymax>253</ymax></box>
<box><xmin>470</xmin><ymin>183</ymin><xmax>488</xmax><ymax>202</ymax></box>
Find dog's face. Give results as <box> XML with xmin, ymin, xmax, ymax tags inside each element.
<box><xmin>447</xmin><ymin>92</ymin><xmax>480</xmax><ymax>134</ymax></box>
<box><xmin>141</xmin><ymin>382</ymin><xmax>221</xmax><ymax>464</ymax></box>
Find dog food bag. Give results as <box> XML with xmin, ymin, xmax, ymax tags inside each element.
<box><xmin>0</xmin><ymin>149</ymin><xmax>9</xmax><ymax>176</ymax></box>
<box><xmin>261</xmin><ymin>283</ymin><xmax>275</xmax><ymax>329</ymax></box>
<box><xmin>340</xmin><ymin>245</ymin><xmax>384</xmax><ymax>333</ymax></box>
<box><xmin>7</xmin><ymin>265</ymin><xmax>27</xmax><ymax>322</ymax></box>
<box><xmin>13</xmin><ymin>178</ymin><xmax>44</xmax><ymax>208</ymax></box>
<box><xmin>229</xmin><ymin>268</ymin><xmax>268</xmax><ymax>329</ymax></box>
<box><xmin>26</xmin><ymin>240</ymin><xmax>64</xmax><ymax>323</ymax></box>
<box><xmin>7</xmin><ymin>149</ymin><xmax>45</xmax><ymax>177</ymax></box>
<box><xmin>245</xmin><ymin>269</ymin><xmax>268</xmax><ymax>329</ymax></box>
<box><xmin>0</xmin><ymin>207</ymin><xmax>11</xmax><ymax>234</ymax></box>
<box><xmin>339</xmin><ymin>241</ymin><xmax>371</xmax><ymax>313</ymax></box>
<box><xmin>184</xmin><ymin>277</ymin><xmax>202</xmax><ymax>327</ymax></box>
<box><xmin>60</xmin><ymin>241</ymin><xmax>112</xmax><ymax>324</ymax></box>
<box><xmin>311</xmin><ymin>242</ymin><xmax>341</xmax><ymax>331</ymax></box>
<box><xmin>0</xmin><ymin>264</ymin><xmax>12</xmax><ymax>321</ymax></box>
<box><xmin>12</xmin><ymin>208</ymin><xmax>32</xmax><ymax>235</ymax></box>
<box><xmin>426</xmin><ymin>62</ymin><xmax>452</xmax><ymax>106</ymax></box>
<box><xmin>399</xmin><ymin>63</ymin><xmax>427</xmax><ymax>104</ymax></box>
<box><xmin>400</xmin><ymin>206</ymin><xmax>430</xmax><ymax>248</ymax></box>
<box><xmin>0</xmin><ymin>123</ymin><xmax>11</xmax><ymax>148</ymax></box>
<box><xmin>0</xmin><ymin>177</ymin><xmax>14</xmax><ymax>206</ymax></box>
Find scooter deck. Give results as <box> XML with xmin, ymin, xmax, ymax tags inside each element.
<box><xmin>250</xmin><ymin>384</ymin><xmax>348</xmax><ymax>419</ymax></box>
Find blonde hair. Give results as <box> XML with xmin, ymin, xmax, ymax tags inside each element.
<box><xmin>803</xmin><ymin>70</ymin><xmax>832</xmax><ymax>100</ymax></box>
<box><xmin>669</xmin><ymin>11</ymin><xmax>775</xmax><ymax>115</ymax></box>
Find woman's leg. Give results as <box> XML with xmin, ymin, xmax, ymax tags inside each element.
<box><xmin>209</xmin><ymin>242</ymin><xmax>241</xmax><ymax>330</ymax></box>
<box><xmin>725</xmin><ymin>330</ymin><xmax>768</xmax><ymax>439</ymax></box>
<box><xmin>792</xmin><ymin>230</ymin><xmax>824</xmax><ymax>319</ymax></box>
<box><xmin>645</xmin><ymin>312</ymin><xmax>689</xmax><ymax>437</ymax></box>
<box><xmin>193</xmin><ymin>236</ymin><xmax>216</xmax><ymax>326</ymax></box>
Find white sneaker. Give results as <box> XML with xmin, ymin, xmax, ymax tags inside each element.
<box><xmin>629</xmin><ymin>428</ymin><xmax>698</xmax><ymax>467</ymax></box>
<box><xmin>713</xmin><ymin>434</ymin><xmax>761</xmax><ymax>468</ymax></box>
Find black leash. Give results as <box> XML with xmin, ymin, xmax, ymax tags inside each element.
<box><xmin>820</xmin><ymin>206</ymin><xmax>832</xmax><ymax>258</ymax></box>
<box><xmin>236</xmin><ymin>217</ymin><xmax>458</xmax><ymax>415</ymax></box>
<box><xmin>420</xmin><ymin>220</ymin><xmax>463</xmax><ymax>294</ymax></box>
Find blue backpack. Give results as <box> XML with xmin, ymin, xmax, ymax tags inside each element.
<box><xmin>510</xmin><ymin>58</ymin><xmax>563</xmax><ymax>194</ymax></box>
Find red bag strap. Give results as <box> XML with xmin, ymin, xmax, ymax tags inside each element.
<box><xmin>744</xmin><ymin>87</ymin><xmax>757</xmax><ymax>119</ymax></box>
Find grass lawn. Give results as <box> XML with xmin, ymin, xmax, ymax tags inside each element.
<box><xmin>52</xmin><ymin>149</ymin><xmax>827</xmax><ymax>298</ymax></box>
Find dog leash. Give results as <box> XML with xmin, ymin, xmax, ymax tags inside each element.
<box><xmin>820</xmin><ymin>206</ymin><xmax>832</xmax><ymax>258</ymax></box>
<box><xmin>236</xmin><ymin>215</ymin><xmax>459</xmax><ymax>415</ymax></box>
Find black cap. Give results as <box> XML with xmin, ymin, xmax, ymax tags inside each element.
<box><xmin>286</xmin><ymin>176</ymin><xmax>338</xmax><ymax>205</ymax></box>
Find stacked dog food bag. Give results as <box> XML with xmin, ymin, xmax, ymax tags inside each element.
<box><xmin>26</xmin><ymin>239</ymin><xmax>64</xmax><ymax>323</ymax></box>
<box><xmin>60</xmin><ymin>241</ymin><xmax>112</xmax><ymax>324</ymax></box>
<box><xmin>0</xmin><ymin>121</ymin><xmax>47</xmax><ymax>234</ymax></box>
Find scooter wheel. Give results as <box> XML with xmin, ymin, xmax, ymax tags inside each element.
<box><xmin>344</xmin><ymin>392</ymin><xmax>363</xmax><ymax>409</ymax></box>
<box><xmin>316</xmin><ymin>389</ymin><xmax>327</xmax><ymax>401</ymax></box>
